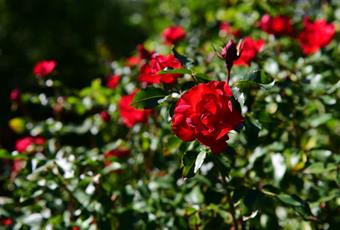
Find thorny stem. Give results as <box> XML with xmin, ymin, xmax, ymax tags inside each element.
<box><xmin>213</xmin><ymin>156</ymin><xmax>240</xmax><ymax>230</ymax></box>
<box><xmin>226</xmin><ymin>68</ymin><xmax>231</xmax><ymax>85</ymax></box>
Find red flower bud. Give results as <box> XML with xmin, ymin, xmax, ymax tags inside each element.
<box><xmin>10</xmin><ymin>88</ymin><xmax>21</xmax><ymax>103</ymax></box>
<box><xmin>99</xmin><ymin>111</ymin><xmax>111</xmax><ymax>122</ymax></box>
<box><xmin>221</xmin><ymin>40</ymin><xmax>240</xmax><ymax>70</ymax></box>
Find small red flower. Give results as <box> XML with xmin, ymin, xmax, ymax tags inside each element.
<box><xmin>10</xmin><ymin>88</ymin><xmax>21</xmax><ymax>102</ymax></box>
<box><xmin>106</xmin><ymin>75</ymin><xmax>120</xmax><ymax>89</ymax></box>
<box><xmin>1</xmin><ymin>218</ymin><xmax>13</xmax><ymax>226</ymax></box>
<box><xmin>119</xmin><ymin>91</ymin><xmax>151</xmax><ymax>128</ymax></box>
<box><xmin>172</xmin><ymin>81</ymin><xmax>244</xmax><ymax>154</ymax></box>
<box><xmin>219</xmin><ymin>22</ymin><xmax>240</xmax><ymax>37</ymax></box>
<box><xmin>15</xmin><ymin>136</ymin><xmax>46</xmax><ymax>153</ymax></box>
<box><xmin>162</xmin><ymin>25</ymin><xmax>186</xmax><ymax>45</ymax></box>
<box><xmin>139</xmin><ymin>54</ymin><xmax>183</xmax><ymax>84</ymax></box>
<box><xmin>99</xmin><ymin>111</ymin><xmax>111</xmax><ymax>122</ymax></box>
<box><xmin>104</xmin><ymin>149</ymin><xmax>130</xmax><ymax>165</ymax></box>
<box><xmin>33</xmin><ymin>60</ymin><xmax>56</xmax><ymax>77</ymax></box>
<box><xmin>259</xmin><ymin>14</ymin><xmax>293</xmax><ymax>36</ymax></box>
<box><xmin>126</xmin><ymin>44</ymin><xmax>154</xmax><ymax>66</ymax></box>
<box><xmin>126</xmin><ymin>55</ymin><xmax>142</xmax><ymax>66</ymax></box>
<box><xmin>72</xmin><ymin>227</ymin><xmax>80</xmax><ymax>230</ymax></box>
<box><xmin>234</xmin><ymin>37</ymin><xmax>264</xmax><ymax>66</ymax></box>
<box><xmin>298</xmin><ymin>17</ymin><xmax>335</xmax><ymax>55</ymax></box>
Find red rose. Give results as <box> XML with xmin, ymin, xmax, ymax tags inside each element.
<box><xmin>162</xmin><ymin>25</ymin><xmax>186</xmax><ymax>45</ymax></box>
<box><xmin>106</xmin><ymin>74</ymin><xmax>120</xmax><ymax>89</ymax></box>
<box><xmin>234</xmin><ymin>37</ymin><xmax>264</xmax><ymax>66</ymax></box>
<box><xmin>104</xmin><ymin>149</ymin><xmax>130</xmax><ymax>165</ymax></box>
<box><xmin>10</xmin><ymin>88</ymin><xmax>21</xmax><ymax>102</ymax></box>
<box><xmin>99</xmin><ymin>111</ymin><xmax>111</xmax><ymax>122</ymax></box>
<box><xmin>259</xmin><ymin>14</ymin><xmax>293</xmax><ymax>36</ymax></box>
<box><xmin>33</xmin><ymin>60</ymin><xmax>56</xmax><ymax>77</ymax></box>
<box><xmin>298</xmin><ymin>17</ymin><xmax>335</xmax><ymax>55</ymax></box>
<box><xmin>119</xmin><ymin>91</ymin><xmax>151</xmax><ymax>128</ymax></box>
<box><xmin>172</xmin><ymin>81</ymin><xmax>244</xmax><ymax>154</ymax></box>
<box><xmin>72</xmin><ymin>227</ymin><xmax>80</xmax><ymax>230</ymax></box>
<box><xmin>139</xmin><ymin>54</ymin><xmax>183</xmax><ymax>84</ymax></box>
<box><xmin>1</xmin><ymin>218</ymin><xmax>13</xmax><ymax>226</ymax></box>
<box><xmin>15</xmin><ymin>136</ymin><xmax>46</xmax><ymax>153</ymax></box>
<box><xmin>219</xmin><ymin>22</ymin><xmax>240</xmax><ymax>37</ymax></box>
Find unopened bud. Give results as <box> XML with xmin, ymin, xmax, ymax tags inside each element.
<box><xmin>220</xmin><ymin>39</ymin><xmax>244</xmax><ymax>71</ymax></box>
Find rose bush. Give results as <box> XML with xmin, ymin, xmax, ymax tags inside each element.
<box><xmin>0</xmin><ymin>1</ymin><xmax>339</xmax><ymax>229</ymax></box>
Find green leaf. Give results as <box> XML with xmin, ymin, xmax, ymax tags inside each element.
<box><xmin>181</xmin><ymin>151</ymin><xmax>197</xmax><ymax>177</ymax></box>
<box><xmin>235</xmin><ymin>70</ymin><xmax>275</xmax><ymax>91</ymax></box>
<box><xmin>244</xmin><ymin>70</ymin><xmax>273</xmax><ymax>84</ymax></box>
<box><xmin>131</xmin><ymin>87</ymin><xmax>168</xmax><ymax>109</ymax></box>
<box><xmin>195</xmin><ymin>74</ymin><xmax>211</xmax><ymax>83</ymax></box>
<box><xmin>277</xmin><ymin>194</ymin><xmax>301</xmax><ymax>206</ymax></box>
<box><xmin>172</xmin><ymin>48</ymin><xmax>192</xmax><ymax>66</ymax></box>
<box><xmin>194</xmin><ymin>150</ymin><xmax>206</xmax><ymax>173</ymax></box>
<box><xmin>304</xmin><ymin>162</ymin><xmax>337</xmax><ymax>174</ymax></box>
<box><xmin>158</xmin><ymin>68</ymin><xmax>192</xmax><ymax>75</ymax></box>
<box><xmin>276</xmin><ymin>194</ymin><xmax>317</xmax><ymax>221</ymax></box>
<box><xmin>0</xmin><ymin>149</ymin><xmax>28</xmax><ymax>160</ymax></box>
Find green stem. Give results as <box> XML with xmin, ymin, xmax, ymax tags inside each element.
<box><xmin>213</xmin><ymin>156</ymin><xmax>240</xmax><ymax>230</ymax></box>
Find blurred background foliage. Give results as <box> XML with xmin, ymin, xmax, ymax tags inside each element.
<box><xmin>1</xmin><ymin>0</ymin><xmax>340</xmax><ymax>229</ymax></box>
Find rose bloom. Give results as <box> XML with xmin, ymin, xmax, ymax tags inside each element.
<box><xmin>15</xmin><ymin>136</ymin><xmax>46</xmax><ymax>153</ymax></box>
<box><xmin>33</xmin><ymin>60</ymin><xmax>56</xmax><ymax>77</ymax></box>
<box><xmin>99</xmin><ymin>111</ymin><xmax>111</xmax><ymax>122</ymax></box>
<box><xmin>298</xmin><ymin>17</ymin><xmax>335</xmax><ymax>55</ymax></box>
<box><xmin>219</xmin><ymin>22</ymin><xmax>240</xmax><ymax>37</ymax></box>
<box><xmin>259</xmin><ymin>14</ymin><xmax>293</xmax><ymax>36</ymax></box>
<box><xmin>119</xmin><ymin>91</ymin><xmax>151</xmax><ymax>128</ymax></box>
<box><xmin>172</xmin><ymin>81</ymin><xmax>244</xmax><ymax>154</ymax></box>
<box><xmin>234</xmin><ymin>37</ymin><xmax>264</xmax><ymax>66</ymax></box>
<box><xmin>139</xmin><ymin>54</ymin><xmax>183</xmax><ymax>84</ymax></box>
<box><xmin>104</xmin><ymin>149</ymin><xmax>130</xmax><ymax>165</ymax></box>
<box><xmin>106</xmin><ymin>74</ymin><xmax>120</xmax><ymax>89</ymax></box>
<box><xmin>162</xmin><ymin>25</ymin><xmax>186</xmax><ymax>44</ymax></box>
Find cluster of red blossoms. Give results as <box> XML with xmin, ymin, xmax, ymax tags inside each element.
<box><xmin>11</xmin><ymin>17</ymin><xmax>336</xmax><ymax>160</ymax></box>
<box><xmin>298</xmin><ymin>17</ymin><xmax>335</xmax><ymax>55</ymax></box>
<box><xmin>220</xmin><ymin>15</ymin><xmax>335</xmax><ymax>56</ymax></box>
<box><xmin>258</xmin><ymin>14</ymin><xmax>335</xmax><ymax>54</ymax></box>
